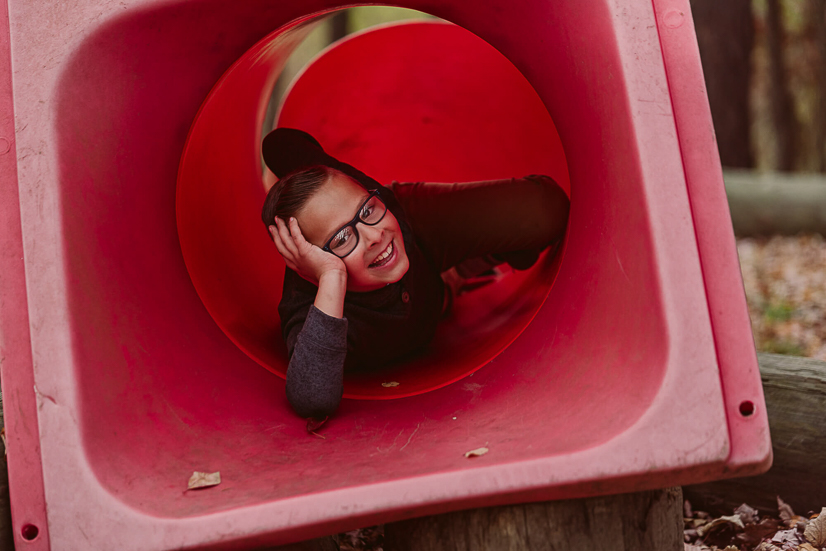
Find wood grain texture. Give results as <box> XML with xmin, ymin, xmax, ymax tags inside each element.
<box><xmin>685</xmin><ymin>353</ymin><xmax>826</xmax><ymax>515</ymax></box>
<box><xmin>384</xmin><ymin>487</ymin><xmax>684</xmax><ymax>551</ymax></box>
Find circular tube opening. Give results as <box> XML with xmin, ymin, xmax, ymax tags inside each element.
<box><xmin>177</xmin><ymin>9</ymin><xmax>569</xmax><ymax>400</ymax></box>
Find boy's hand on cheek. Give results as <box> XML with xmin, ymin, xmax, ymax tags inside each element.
<box><xmin>269</xmin><ymin>218</ymin><xmax>347</xmax><ymax>286</ymax></box>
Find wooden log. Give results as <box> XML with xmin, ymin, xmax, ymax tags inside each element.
<box><xmin>383</xmin><ymin>487</ymin><xmax>684</xmax><ymax>551</ymax></box>
<box><xmin>684</xmin><ymin>353</ymin><xmax>826</xmax><ymax>515</ymax></box>
<box><xmin>724</xmin><ymin>170</ymin><xmax>826</xmax><ymax>236</ymax></box>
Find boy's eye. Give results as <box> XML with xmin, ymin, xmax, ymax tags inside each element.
<box><xmin>360</xmin><ymin>203</ymin><xmax>374</xmax><ymax>219</ymax></box>
<box><xmin>331</xmin><ymin>226</ymin><xmax>354</xmax><ymax>250</ymax></box>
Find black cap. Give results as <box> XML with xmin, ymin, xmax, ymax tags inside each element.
<box><xmin>261</xmin><ymin>128</ymin><xmax>382</xmax><ymax>192</ymax></box>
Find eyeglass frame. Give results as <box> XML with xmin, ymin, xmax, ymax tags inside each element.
<box><xmin>320</xmin><ymin>189</ymin><xmax>388</xmax><ymax>258</ymax></box>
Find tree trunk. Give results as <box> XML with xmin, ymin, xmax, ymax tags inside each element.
<box><xmin>329</xmin><ymin>10</ymin><xmax>348</xmax><ymax>44</ymax></box>
<box><xmin>810</xmin><ymin>0</ymin><xmax>826</xmax><ymax>172</ymax></box>
<box><xmin>766</xmin><ymin>0</ymin><xmax>799</xmax><ymax>171</ymax></box>
<box><xmin>690</xmin><ymin>0</ymin><xmax>754</xmax><ymax>168</ymax></box>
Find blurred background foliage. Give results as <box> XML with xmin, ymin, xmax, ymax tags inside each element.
<box><xmin>695</xmin><ymin>0</ymin><xmax>826</xmax><ymax>172</ymax></box>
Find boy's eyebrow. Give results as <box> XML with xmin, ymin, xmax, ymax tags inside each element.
<box><xmin>324</xmin><ymin>192</ymin><xmax>371</xmax><ymax>244</ymax></box>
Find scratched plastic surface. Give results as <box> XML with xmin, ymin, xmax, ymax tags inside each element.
<box><xmin>0</xmin><ymin>1</ymin><xmax>770</xmax><ymax>550</ymax></box>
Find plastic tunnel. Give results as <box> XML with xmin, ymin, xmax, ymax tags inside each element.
<box><xmin>0</xmin><ymin>0</ymin><xmax>771</xmax><ymax>550</ymax></box>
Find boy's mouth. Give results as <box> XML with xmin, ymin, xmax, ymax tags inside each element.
<box><xmin>369</xmin><ymin>241</ymin><xmax>395</xmax><ymax>268</ymax></box>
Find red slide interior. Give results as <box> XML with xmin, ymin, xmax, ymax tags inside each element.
<box><xmin>179</xmin><ymin>22</ymin><xmax>571</xmax><ymax>398</ymax></box>
<box><xmin>63</xmin><ymin>8</ymin><xmax>669</xmax><ymax>517</ymax></box>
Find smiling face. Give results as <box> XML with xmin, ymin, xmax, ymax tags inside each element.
<box><xmin>296</xmin><ymin>170</ymin><xmax>410</xmax><ymax>292</ymax></box>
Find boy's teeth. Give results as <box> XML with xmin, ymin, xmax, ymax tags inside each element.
<box><xmin>371</xmin><ymin>242</ymin><xmax>393</xmax><ymax>266</ymax></box>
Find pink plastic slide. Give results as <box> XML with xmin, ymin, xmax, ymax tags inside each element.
<box><xmin>0</xmin><ymin>1</ymin><xmax>770</xmax><ymax>549</ymax></box>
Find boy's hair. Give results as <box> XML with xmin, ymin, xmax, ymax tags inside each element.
<box><xmin>261</xmin><ymin>165</ymin><xmax>332</xmax><ymax>227</ymax></box>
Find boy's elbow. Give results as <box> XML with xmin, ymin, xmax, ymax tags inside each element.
<box><xmin>286</xmin><ymin>375</ymin><xmax>343</xmax><ymax>419</ymax></box>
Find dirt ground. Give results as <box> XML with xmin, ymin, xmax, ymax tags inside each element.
<box><xmin>737</xmin><ymin>234</ymin><xmax>826</xmax><ymax>360</ymax></box>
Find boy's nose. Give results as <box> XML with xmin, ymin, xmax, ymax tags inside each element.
<box><xmin>360</xmin><ymin>223</ymin><xmax>383</xmax><ymax>249</ymax></box>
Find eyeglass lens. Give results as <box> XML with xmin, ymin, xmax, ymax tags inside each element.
<box><xmin>329</xmin><ymin>195</ymin><xmax>387</xmax><ymax>257</ymax></box>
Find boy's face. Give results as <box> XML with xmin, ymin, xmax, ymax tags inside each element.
<box><xmin>297</xmin><ymin>171</ymin><xmax>410</xmax><ymax>292</ymax></box>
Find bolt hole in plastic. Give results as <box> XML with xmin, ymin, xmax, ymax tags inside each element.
<box><xmin>177</xmin><ymin>15</ymin><xmax>571</xmax><ymax>400</ymax></box>
<box><xmin>20</xmin><ymin>524</ymin><xmax>39</xmax><ymax>541</ymax></box>
<box><xmin>739</xmin><ymin>400</ymin><xmax>755</xmax><ymax>417</ymax></box>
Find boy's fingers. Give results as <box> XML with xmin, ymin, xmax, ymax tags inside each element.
<box><xmin>276</xmin><ymin>218</ymin><xmax>299</xmax><ymax>257</ymax></box>
<box><xmin>271</xmin><ymin>233</ymin><xmax>292</xmax><ymax>260</ymax></box>
<box><xmin>288</xmin><ymin>217</ymin><xmax>309</xmax><ymax>247</ymax></box>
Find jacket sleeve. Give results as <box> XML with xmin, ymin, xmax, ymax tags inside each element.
<box><xmin>388</xmin><ymin>175</ymin><xmax>568</xmax><ymax>271</ymax></box>
<box><xmin>283</xmin><ymin>305</ymin><xmax>348</xmax><ymax>418</ymax></box>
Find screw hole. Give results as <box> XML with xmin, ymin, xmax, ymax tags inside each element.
<box><xmin>21</xmin><ymin>524</ymin><xmax>39</xmax><ymax>541</ymax></box>
<box><xmin>739</xmin><ymin>400</ymin><xmax>755</xmax><ymax>417</ymax></box>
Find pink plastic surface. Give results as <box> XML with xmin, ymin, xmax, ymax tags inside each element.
<box><xmin>0</xmin><ymin>1</ymin><xmax>770</xmax><ymax>550</ymax></box>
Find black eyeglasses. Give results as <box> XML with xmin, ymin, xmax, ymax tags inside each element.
<box><xmin>321</xmin><ymin>189</ymin><xmax>388</xmax><ymax>258</ymax></box>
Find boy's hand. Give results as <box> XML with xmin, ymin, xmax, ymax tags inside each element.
<box><xmin>269</xmin><ymin>217</ymin><xmax>347</xmax><ymax>285</ymax></box>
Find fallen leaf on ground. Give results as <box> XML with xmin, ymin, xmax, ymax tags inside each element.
<box><xmin>778</xmin><ymin>496</ymin><xmax>795</xmax><ymax>524</ymax></box>
<box><xmin>734</xmin><ymin>502</ymin><xmax>760</xmax><ymax>524</ymax></box>
<box><xmin>739</xmin><ymin>517</ymin><xmax>781</xmax><ymax>546</ymax></box>
<box><xmin>464</xmin><ymin>446</ymin><xmax>489</xmax><ymax>458</ymax></box>
<box><xmin>697</xmin><ymin>515</ymin><xmax>744</xmax><ymax>536</ymax></box>
<box><xmin>306</xmin><ymin>416</ymin><xmax>328</xmax><ymax>432</ymax></box>
<box><xmin>805</xmin><ymin>507</ymin><xmax>826</xmax><ymax>547</ymax></box>
<box><xmin>755</xmin><ymin>542</ymin><xmax>782</xmax><ymax>551</ymax></box>
<box><xmin>381</xmin><ymin>382</ymin><xmax>400</xmax><ymax>388</ymax></box>
<box><xmin>688</xmin><ymin>518</ymin><xmax>710</xmax><ymax>529</ymax></box>
<box><xmin>799</xmin><ymin>543</ymin><xmax>818</xmax><ymax>551</ymax></box>
<box><xmin>722</xmin><ymin>546</ymin><xmax>739</xmax><ymax>551</ymax></box>
<box><xmin>187</xmin><ymin>471</ymin><xmax>220</xmax><ymax>490</ymax></box>
<box><xmin>684</xmin><ymin>544</ymin><xmax>709</xmax><ymax>551</ymax></box>
<box><xmin>771</xmin><ymin>528</ymin><xmax>798</xmax><ymax>544</ymax></box>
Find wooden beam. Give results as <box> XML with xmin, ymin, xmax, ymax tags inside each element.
<box><xmin>684</xmin><ymin>353</ymin><xmax>826</xmax><ymax>515</ymax></box>
<box><xmin>383</xmin><ymin>488</ymin><xmax>684</xmax><ymax>551</ymax></box>
<box><xmin>724</xmin><ymin>170</ymin><xmax>826</xmax><ymax>236</ymax></box>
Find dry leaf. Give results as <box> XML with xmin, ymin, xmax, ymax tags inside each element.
<box><xmin>464</xmin><ymin>446</ymin><xmax>489</xmax><ymax>458</ymax></box>
<box><xmin>381</xmin><ymin>381</ymin><xmax>400</xmax><ymax>388</ymax></box>
<box><xmin>777</xmin><ymin>496</ymin><xmax>795</xmax><ymax>524</ymax></box>
<box><xmin>771</xmin><ymin>528</ymin><xmax>797</xmax><ymax>544</ymax></box>
<box><xmin>187</xmin><ymin>471</ymin><xmax>220</xmax><ymax>490</ymax></box>
<box><xmin>684</xmin><ymin>544</ymin><xmax>709</xmax><ymax>551</ymax></box>
<box><xmin>689</xmin><ymin>518</ymin><xmax>710</xmax><ymax>529</ymax></box>
<box><xmin>734</xmin><ymin>503</ymin><xmax>760</xmax><ymax>525</ymax></box>
<box><xmin>696</xmin><ymin>515</ymin><xmax>744</xmax><ymax>537</ymax></box>
<box><xmin>799</xmin><ymin>543</ymin><xmax>818</xmax><ymax>551</ymax></box>
<box><xmin>306</xmin><ymin>416</ymin><xmax>328</xmax><ymax>432</ymax></box>
<box><xmin>722</xmin><ymin>546</ymin><xmax>739</xmax><ymax>551</ymax></box>
<box><xmin>739</xmin><ymin>517</ymin><xmax>781</xmax><ymax>546</ymax></box>
<box><xmin>755</xmin><ymin>542</ymin><xmax>781</xmax><ymax>551</ymax></box>
<box><xmin>805</xmin><ymin>507</ymin><xmax>826</xmax><ymax>547</ymax></box>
